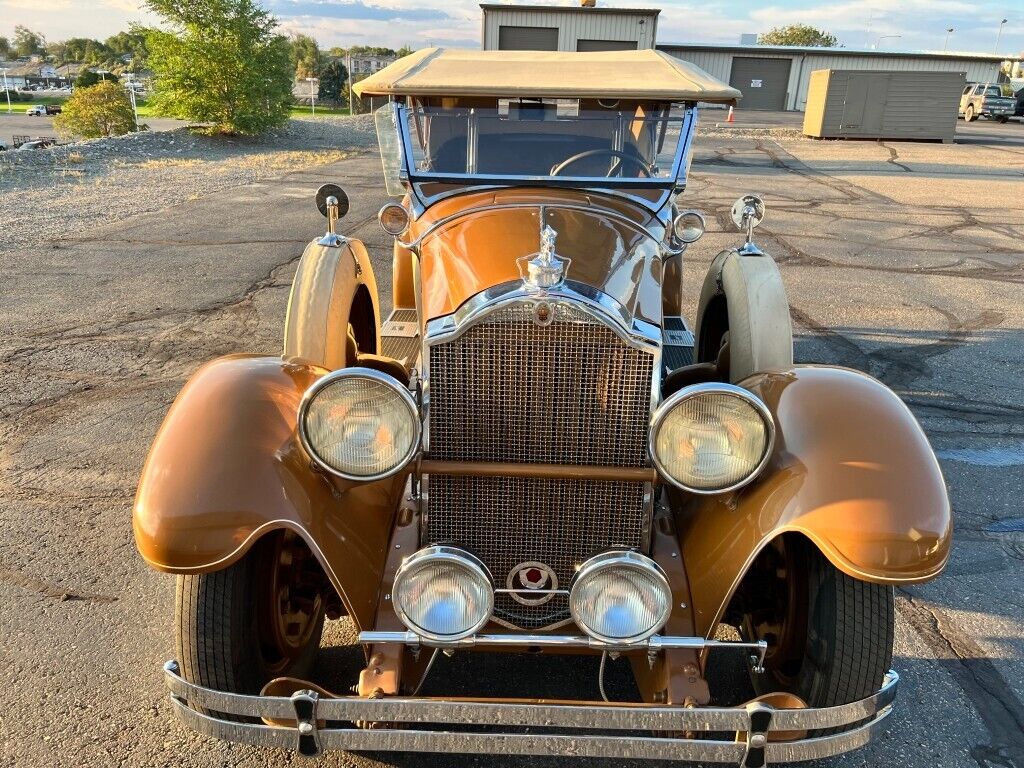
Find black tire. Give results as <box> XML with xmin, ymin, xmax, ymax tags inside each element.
<box><xmin>175</xmin><ymin>532</ymin><xmax>325</xmax><ymax>717</ymax></box>
<box><xmin>745</xmin><ymin>539</ymin><xmax>894</xmax><ymax>707</ymax></box>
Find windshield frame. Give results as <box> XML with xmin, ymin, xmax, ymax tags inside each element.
<box><xmin>387</xmin><ymin>101</ymin><xmax>698</xmax><ymax>214</ymax></box>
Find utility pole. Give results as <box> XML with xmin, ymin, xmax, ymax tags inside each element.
<box><xmin>2</xmin><ymin>70</ymin><xmax>11</xmax><ymax>114</ymax></box>
<box><xmin>347</xmin><ymin>53</ymin><xmax>354</xmax><ymax>116</ymax></box>
<box><xmin>943</xmin><ymin>27</ymin><xmax>954</xmax><ymax>52</ymax></box>
<box><xmin>126</xmin><ymin>80</ymin><xmax>139</xmax><ymax>131</ymax></box>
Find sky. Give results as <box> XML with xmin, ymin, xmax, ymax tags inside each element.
<box><xmin>0</xmin><ymin>0</ymin><xmax>1021</xmax><ymax>57</ymax></box>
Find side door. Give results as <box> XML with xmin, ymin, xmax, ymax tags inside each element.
<box><xmin>959</xmin><ymin>85</ymin><xmax>972</xmax><ymax>114</ymax></box>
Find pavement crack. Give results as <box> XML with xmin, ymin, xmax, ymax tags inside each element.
<box><xmin>896</xmin><ymin>592</ymin><xmax>1024</xmax><ymax>764</ymax></box>
<box><xmin>0</xmin><ymin>566</ymin><xmax>118</xmax><ymax>604</ymax></box>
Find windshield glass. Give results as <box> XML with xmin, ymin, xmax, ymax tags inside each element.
<box><xmin>985</xmin><ymin>85</ymin><xmax>1014</xmax><ymax>97</ymax></box>
<box><xmin>401</xmin><ymin>102</ymin><xmax>687</xmax><ymax>184</ymax></box>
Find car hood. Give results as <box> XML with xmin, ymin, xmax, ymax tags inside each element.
<box><xmin>409</xmin><ymin>189</ymin><xmax>667</xmax><ymax>326</ymax></box>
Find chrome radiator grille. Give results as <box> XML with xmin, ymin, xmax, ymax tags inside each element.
<box><xmin>424</xmin><ymin>301</ymin><xmax>654</xmax><ymax>630</ymax></box>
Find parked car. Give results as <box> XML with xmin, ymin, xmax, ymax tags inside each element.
<box><xmin>1015</xmin><ymin>87</ymin><xmax>1024</xmax><ymax>118</ymax></box>
<box><xmin>137</xmin><ymin>48</ymin><xmax>951</xmax><ymax>763</ymax></box>
<box><xmin>44</xmin><ymin>104</ymin><xmax>62</xmax><ymax>115</ymax></box>
<box><xmin>26</xmin><ymin>104</ymin><xmax>47</xmax><ymax>116</ymax></box>
<box><xmin>0</xmin><ymin>139</ymin><xmax>7</xmax><ymax>152</ymax></box>
<box><xmin>15</xmin><ymin>139</ymin><xmax>49</xmax><ymax>151</ymax></box>
<box><xmin>960</xmin><ymin>82</ymin><xmax>1016</xmax><ymax>122</ymax></box>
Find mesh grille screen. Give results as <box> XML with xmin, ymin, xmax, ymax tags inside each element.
<box><xmin>424</xmin><ymin>302</ymin><xmax>653</xmax><ymax>629</ymax></box>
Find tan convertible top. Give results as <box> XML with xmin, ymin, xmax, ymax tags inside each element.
<box><xmin>352</xmin><ymin>48</ymin><xmax>741</xmax><ymax>103</ymax></box>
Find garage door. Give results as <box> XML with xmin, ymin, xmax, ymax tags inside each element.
<box><xmin>498</xmin><ymin>26</ymin><xmax>559</xmax><ymax>51</ymax></box>
<box><xmin>577</xmin><ymin>39</ymin><xmax>637</xmax><ymax>52</ymax></box>
<box><xmin>729</xmin><ymin>57</ymin><xmax>792</xmax><ymax>110</ymax></box>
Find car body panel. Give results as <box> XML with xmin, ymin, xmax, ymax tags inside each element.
<box><xmin>677</xmin><ymin>365</ymin><xmax>952</xmax><ymax>638</ymax></box>
<box><xmin>407</xmin><ymin>187</ymin><xmax>668</xmax><ymax>324</ymax></box>
<box><xmin>132</xmin><ymin>354</ymin><xmax>404</xmax><ymax>631</ymax></box>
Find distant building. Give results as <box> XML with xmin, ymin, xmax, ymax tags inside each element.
<box><xmin>348</xmin><ymin>54</ymin><xmax>397</xmax><ymax>76</ymax></box>
<box><xmin>658</xmin><ymin>43</ymin><xmax>1006</xmax><ymax>111</ymax></box>
<box><xmin>481</xmin><ymin>2</ymin><xmax>659</xmax><ymax>51</ymax></box>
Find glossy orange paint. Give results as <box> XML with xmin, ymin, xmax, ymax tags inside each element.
<box><xmin>676</xmin><ymin>365</ymin><xmax>952</xmax><ymax>639</ymax></box>
<box><xmin>132</xmin><ymin>354</ymin><xmax>405</xmax><ymax>632</ymax></box>
<box><xmin>404</xmin><ymin>188</ymin><xmax>666</xmax><ymax>323</ymax></box>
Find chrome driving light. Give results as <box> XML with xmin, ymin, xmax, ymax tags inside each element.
<box><xmin>298</xmin><ymin>367</ymin><xmax>420</xmax><ymax>481</ymax></box>
<box><xmin>650</xmin><ymin>383</ymin><xmax>774</xmax><ymax>494</ymax></box>
<box><xmin>393</xmin><ymin>546</ymin><xmax>494</xmax><ymax>641</ymax></box>
<box><xmin>569</xmin><ymin>551</ymin><xmax>671</xmax><ymax>644</ymax></box>
<box><xmin>673</xmin><ymin>210</ymin><xmax>706</xmax><ymax>244</ymax></box>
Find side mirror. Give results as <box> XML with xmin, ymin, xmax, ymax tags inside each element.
<box><xmin>315</xmin><ymin>184</ymin><xmax>350</xmax><ymax>247</ymax></box>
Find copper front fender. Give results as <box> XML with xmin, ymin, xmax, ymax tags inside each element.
<box><xmin>133</xmin><ymin>355</ymin><xmax>404</xmax><ymax>631</ymax></box>
<box><xmin>677</xmin><ymin>365</ymin><xmax>952</xmax><ymax>638</ymax></box>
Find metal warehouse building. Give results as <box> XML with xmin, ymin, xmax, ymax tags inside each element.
<box><xmin>481</xmin><ymin>3</ymin><xmax>659</xmax><ymax>52</ymax></box>
<box><xmin>657</xmin><ymin>43</ymin><xmax>1005</xmax><ymax>111</ymax></box>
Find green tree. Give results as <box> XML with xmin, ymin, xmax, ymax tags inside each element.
<box><xmin>144</xmin><ymin>0</ymin><xmax>294</xmax><ymax>135</ymax></box>
<box><xmin>106</xmin><ymin>29</ymin><xmax>151</xmax><ymax>68</ymax></box>
<box><xmin>317</xmin><ymin>58</ymin><xmax>347</xmax><ymax>104</ymax></box>
<box><xmin>289</xmin><ymin>33</ymin><xmax>321</xmax><ymax>79</ymax></box>
<box><xmin>395</xmin><ymin>45</ymin><xmax>413</xmax><ymax>58</ymax></box>
<box><xmin>0</xmin><ymin>37</ymin><xmax>10</xmax><ymax>59</ymax></box>
<box><xmin>758</xmin><ymin>24</ymin><xmax>838</xmax><ymax>47</ymax></box>
<box><xmin>13</xmin><ymin>25</ymin><xmax>46</xmax><ymax>57</ymax></box>
<box><xmin>75</xmin><ymin>69</ymin><xmax>116</xmax><ymax>88</ymax></box>
<box><xmin>54</xmin><ymin>80</ymin><xmax>137</xmax><ymax>138</ymax></box>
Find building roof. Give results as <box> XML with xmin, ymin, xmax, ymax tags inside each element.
<box><xmin>657</xmin><ymin>42</ymin><xmax>1007</xmax><ymax>63</ymax></box>
<box><xmin>480</xmin><ymin>3</ymin><xmax>659</xmax><ymax>15</ymax></box>
<box><xmin>353</xmin><ymin>47</ymin><xmax>738</xmax><ymax>102</ymax></box>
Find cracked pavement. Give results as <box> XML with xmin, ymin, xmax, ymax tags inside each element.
<box><xmin>1</xmin><ymin>120</ymin><xmax>1023</xmax><ymax>768</ymax></box>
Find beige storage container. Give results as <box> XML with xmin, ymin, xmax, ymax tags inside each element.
<box><xmin>803</xmin><ymin>69</ymin><xmax>964</xmax><ymax>142</ymax></box>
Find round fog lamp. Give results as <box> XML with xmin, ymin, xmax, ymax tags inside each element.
<box><xmin>673</xmin><ymin>210</ymin><xmax>706</xmax><ymax>244</ymax></box>
<box><xmin>393</xmin><ymin>546</ymin><xmax>494</xmax><ymax>641</ymax></box>
<box><xmin>299</xmin><ymin>367</ymin><xmax>420</xmax><ymax>481</ymax></box>
<box><xmin>650</xmin><ymin>383</ymin><xmax>774</xmax><ymax>494</ymax></box>
<box><xmin>378</xmin><ymin>202</ymin><xmax>411</xmax><ymax>236</ymax></box>
<box><xmin>570</xmin><ymin>551</ymin><xmax>671</xmax><ymax>644</ymax></box>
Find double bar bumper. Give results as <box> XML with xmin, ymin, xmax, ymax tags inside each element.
<box><xmin>164</xmin><ymin>661</ymin><xmax>899</xmax><ymax>766</ymax></box>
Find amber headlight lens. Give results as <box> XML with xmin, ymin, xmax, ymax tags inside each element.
<box><xmin>299</xmin><ymin>368</ymin><xmax>420</xmax><ymax>481</ymax></box>
<box><xmin>650</xmin><ymin>383</ymin><xmax>774</xmax><ymax>494</ymax></box>
<box><xmin>393</xmin><ymin>547</ymin><xmax>494</xmax><ymax>641</ymax></box>
<box><xmin>570</xmin><ymin>551</ymin><xmax>671</xmax><ymax>644</ymax></box>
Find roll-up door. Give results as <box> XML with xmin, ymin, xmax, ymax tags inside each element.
<box><xmin>729</xmin><ymin>57</ymin><xmax>792</xmax><ymax>110</ymax></box>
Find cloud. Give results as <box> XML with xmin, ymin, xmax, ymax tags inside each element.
<box><xmin>266</xmin><ymin>0</ymin><xmax>450</xmax><ymax>22</ymax></box>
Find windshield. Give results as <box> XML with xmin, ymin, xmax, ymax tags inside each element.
<box><xmin>985</xmin><ymin>85</ymin><xmax>1014</xmax><ymax>98</ymax></box>
<box><xmin>400</xmin><ymin>102</ymin><xmax>689</xmax><ymax>184</ymax></box>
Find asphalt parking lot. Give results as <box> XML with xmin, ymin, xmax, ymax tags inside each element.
<box><xmin>1</xmin><ymin>119</ymin><xmax>1023</xmax><ymax>768</ymax></box>
<box><xmin>0</xmin><ymin>112</ymin><xmax>187</xmax><ymax>148</ymax></box>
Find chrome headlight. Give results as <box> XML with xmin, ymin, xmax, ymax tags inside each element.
<box><xmin>393</xmin><ymin>546</ymin><xmax>494</xmax><ymax>641</ymax></box>
<box><xmin>650</xmin><ymin>383</ymin><xmax>774</xmax><ymax>494</ymax></box>
<box><xmin>298</xmin><ymin>367</ymin><xmax>420</xmax><ymax>481</ymax></box>
<box><xmin>570</xmin><ymin>551</ymin><xmax>671</xmax><ymax>644</ymax></box>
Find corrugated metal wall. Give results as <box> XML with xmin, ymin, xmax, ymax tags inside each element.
<box><xmin>661</xmin><ymin>47</ymin><xmax>1000</xmax><ymax>111</ymax></box>
<box><xmin>482</xmin><ymin>9</ymin><xmax>657</xmax><ymax>51</ymax></box>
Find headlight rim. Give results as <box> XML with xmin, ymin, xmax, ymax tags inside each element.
<box><xmin>569</xmin><ymin>550</ymin><xmax>672</xmax><ymax>645</ymax></box>
<box><xmin>297</xmin><ymin>366</ymin><xmax>421</xmax><ymax>483</ymax></box>
<box><xmin>649</xmin><ymin>382</ymin><xmax>775</xmax><ymax>495</ymax></box>
<box><xmin>393</xmin><ymin>545</ymin><xmax>495</xmax><ymax>642</ymax></box>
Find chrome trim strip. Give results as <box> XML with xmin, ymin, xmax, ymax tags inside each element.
<box><xmin>648</xmin><ymin>382</ymin><xmax>776</xmax><ymax>495</ymax></box>
<box><xmin>165</xmin><ymin>661</ymin><xmax>898</xmax><ymax>763</ymax></box>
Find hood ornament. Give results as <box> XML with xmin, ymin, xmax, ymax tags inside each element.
<box><xmin>518</xmin><ymin>222</ymin><xmax>571</xmax><ymax>292</ymax></box>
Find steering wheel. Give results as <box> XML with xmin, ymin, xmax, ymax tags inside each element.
<box><xmin>550</xmin><ymin>149</ymin><xmax>652</xmax><ymax>178</ymax></box>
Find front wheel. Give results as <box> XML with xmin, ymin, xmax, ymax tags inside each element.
<box><xmin>741</xmin><ymin>537</ymin><xmax>894</xmax><ymax>707</ymax></box>
<box><xmin>175</xmin><ymin>530</ymin><xmax>326</xmax><ymax>715</ymax></box>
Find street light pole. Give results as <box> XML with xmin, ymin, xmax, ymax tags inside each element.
<box><xmin>943</xmin><ymin>27</ymin><xmax>954</xmax><ymax>52</ymax></box>
<box><xmin>995</xmin><ymin>18</ymin><xmax>1008</xmax><ymax>53</ymax></box>
<box><xmin>2</xmin><ymin>69</ymin><xmax>11</xmax><ymax>114</ymax></box>
<box><xmin>126</xmin><ymin>81</ymin><xmax>139</xmax><ymax>132</ymax></box>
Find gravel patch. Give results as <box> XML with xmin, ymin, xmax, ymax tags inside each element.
<box><xmin>0</xmin><ymin>116</ymin><xmax>377</xmax><ymax>254</ymax></box>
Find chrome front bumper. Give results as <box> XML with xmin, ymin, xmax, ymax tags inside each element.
<box><xmin>164</xmin><ymin>661</ymin><xmax>898</xmax><ymax>766</ymax></box>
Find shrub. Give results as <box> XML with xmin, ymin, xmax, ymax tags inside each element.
<box><xmin>53</xmin><ymin>81</ymin><xmax>137</xmax><ymax>139</ymax></box>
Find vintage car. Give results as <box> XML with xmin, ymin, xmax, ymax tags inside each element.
<box><xmin>135</xmin><ymin>49</ymin><xmax>951</xmax><ymax>765</ymax></box>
